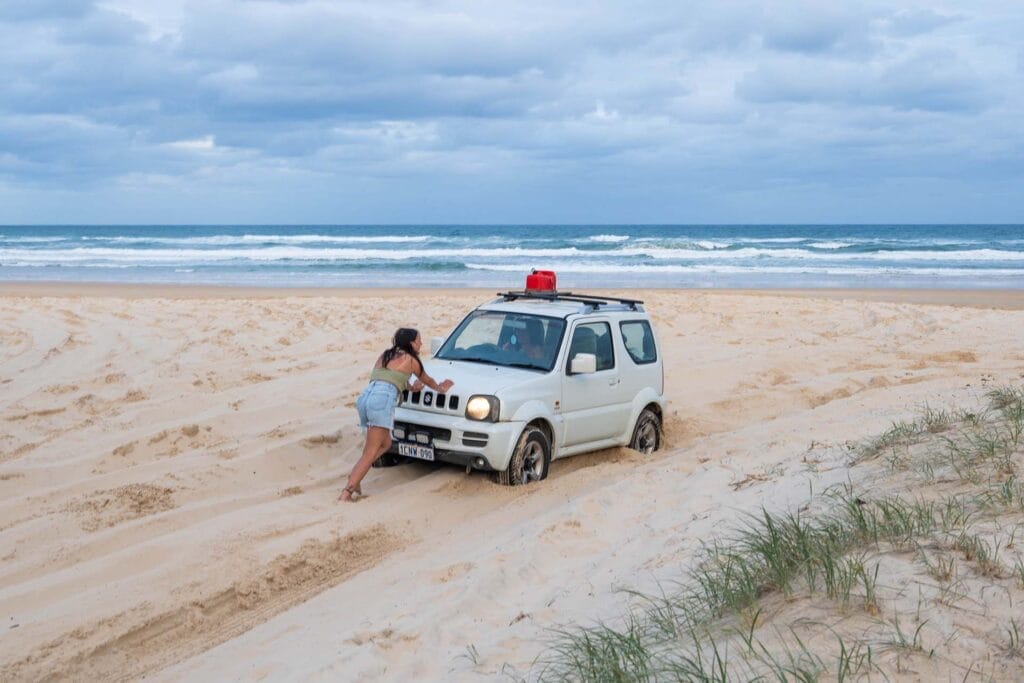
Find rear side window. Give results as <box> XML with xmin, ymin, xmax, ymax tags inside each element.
<box><xmin>619</xmin><ymin>321</ymin><xmax>657</xmax><ymax>364</ymax></box>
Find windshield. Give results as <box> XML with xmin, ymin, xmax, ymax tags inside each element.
<box><xmin>435</xmin><ymin>311</ymin><xmax>565</xmax><ymax>371</ymax></box>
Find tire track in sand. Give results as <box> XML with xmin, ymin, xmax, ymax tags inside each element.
<box><xmin>2</xmin><ymin>524</ymin><xmax>407</xmax><ymax>682</ymax></box>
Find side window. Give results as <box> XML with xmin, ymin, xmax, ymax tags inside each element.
<box><xmin>619</xmin><ymin>320</ymin><xmax>657</xmax><ymax>364</ymax></box>
<box><xmin>567</xmin><ymin>322</ymin><xmax>614</xmax><ymax>371</ymax></box>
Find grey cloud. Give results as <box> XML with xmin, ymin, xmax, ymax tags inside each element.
<box><xmin>195</xmin><ymin>67</ymin><xmax>556</xmax><ymax>122</ymax></box>
<box><xmin>0</xmin><ymin>48</ymin><xmax>192</xmax><ymax>122</ymax></box>
<box><xmin>758</xmin><ymin>5</ymin><xmax>868</xmax><ymax>55</ymax></box>
<box><xmin>735</xmin><ymin>60</ymin><xmax>862</xmax><ymax>104</ymax></box>
<box><xmin>57</xmin><ymin>6</ymin><xmax>148</xmax><ymax>45</ymax></box>
<box><xmin>0</xmin><ymin>0</ymin><xmax>93</xmax><ymax>22</ymax></box>
<box><xmin>877</xmin><ymin>50</ymin><xmax>992</xmax><ymax>112</ymax></box>
<box><xmin>0</xmin><ymin>13</ymin><xmax>191</xmax><ymax>121</ymax></box>
<box><xmin>0</xmin><ymin>114</ymin><xmax>135</xmax><ymax>182</ymax></box>
<box><xmin>662</xmin><ymin>2</ymin><xmax>879</xmax><ymax>57</ymax></box>
<box><xmin>885</xmin><ymin>9</ymin><xmax>961</xmax><ymax>36</ymax></box>
<box><xmin>177</xmin><ymin>2</ymin><xmax>561</xmax><ymax>77</ymax></box>
<box><xmin>735</xmin><ymin>47</ymin><xmax>992</xmax><ymax>113</ymax></box>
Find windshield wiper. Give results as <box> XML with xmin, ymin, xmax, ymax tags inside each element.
<box><xmin>503</xmin><ymin>361</ymin><xmax>546</xmax><ymax>370</ymax></box>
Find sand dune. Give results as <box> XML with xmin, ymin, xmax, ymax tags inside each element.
<box><xmin>1</xmin><ymin>286</ymin><xmax>1022</xmax><ymax>680</ymax></box>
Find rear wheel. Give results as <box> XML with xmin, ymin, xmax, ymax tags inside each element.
<box><xmin>629</xmin><ymin>409</ymin><xmax>661</xmax><ymax>454</ymax></box>
<box><xmin>498</xmin><ymin>427</ymin><xmax>550</xmax><ymax>486</ymax></box>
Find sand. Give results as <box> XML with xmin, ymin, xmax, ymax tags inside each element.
<box><xmin>1</xmin><ymin>285</ymin><xmax>1023</xmax><ymax>680</ymax></box>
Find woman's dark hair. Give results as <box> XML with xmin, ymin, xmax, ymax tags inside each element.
<box><xmin>382</xmin><ymin>327</ymin><xmax>422</xmax><ymax>374</ymax></box>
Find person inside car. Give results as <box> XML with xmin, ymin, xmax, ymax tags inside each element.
<box><xmin>504</xmin><ymin>320</ymin><xmax>545</xmax><ymax>361</ymax></box>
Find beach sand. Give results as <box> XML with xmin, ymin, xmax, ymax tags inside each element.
<box><xmin>2</xmin><ymin>285</ymin><xmax>1023</xmax><ymax>680</ymax></box>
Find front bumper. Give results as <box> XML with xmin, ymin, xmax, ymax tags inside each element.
<box><xmin>388</xmin><ymin>407</ymin><xmax>524</xmax><ymax>472</ymax></box>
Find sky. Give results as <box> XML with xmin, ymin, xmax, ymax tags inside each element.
<box><xmin>0</xmin><ymin>0</ymin><xmax>1022</xmax><ymax>224</ymax></box>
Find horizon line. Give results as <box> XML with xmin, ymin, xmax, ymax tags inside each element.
<box><xmin>3</xmin><ymin>223</ymin><xmax>1023</xmax><ymax>228</ymax></box>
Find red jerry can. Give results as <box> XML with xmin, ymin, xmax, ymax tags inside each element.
<box><xmin>525</xmin><ymin>269</ymin><xmax>557</xmax><ymax>292</ymax></box>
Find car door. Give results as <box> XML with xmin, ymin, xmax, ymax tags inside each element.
<box><xmin>560</xmin><ymin>320</ymin><xmax>632</xmax><ymax>446</ymax></box>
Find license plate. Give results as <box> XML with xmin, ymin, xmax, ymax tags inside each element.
<box><xmin>398</xmin><ymin>442</ymin><xmax>435</xmax><ymax>461</ymax></box>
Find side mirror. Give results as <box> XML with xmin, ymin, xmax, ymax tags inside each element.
<box><xmin>430</xmin><ymin>336</ymin><xmax>445</xmax><ymax>355</ymax></box>
<box><xmin>570</xmin><ymin>353</ymin><xmax>597</xmax><ymax>375</ymax></box>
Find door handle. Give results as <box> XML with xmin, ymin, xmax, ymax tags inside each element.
<box><xmin>608</xmin><ymin>378</ymin><xmax>620</xmax><ymax>386</ymax></box>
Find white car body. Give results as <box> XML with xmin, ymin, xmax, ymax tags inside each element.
<box><xmin>387</xmin><ymin>291</ymin><xmax>666</xmax><ymax>484</ymax></box>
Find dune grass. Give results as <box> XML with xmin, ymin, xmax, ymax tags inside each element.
<box><xmin>532</xmin><ymin>386</ymin><xmax>1024</xmax><ymax>682</ymax></box>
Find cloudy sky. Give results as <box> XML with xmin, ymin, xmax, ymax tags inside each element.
<box><xmin>1</xmin><ymin>0</ymin><xmax>1021</xmax><ymax>224</ymax></box>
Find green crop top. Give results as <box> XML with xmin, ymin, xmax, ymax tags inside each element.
<box><xmin>369</xmin><ymin>367</ymin><xmax>412</xmax><ymax>394</ymax></box>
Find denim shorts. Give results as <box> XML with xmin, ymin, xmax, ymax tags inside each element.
<box><xmin>356</xmin><ymin>380</ymin><xmax>400</xmax><ymax>431</ymax></box>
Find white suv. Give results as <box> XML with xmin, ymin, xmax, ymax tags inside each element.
<box><xmin>381</xmin><ymin>288</ymin><xmax>666</xmax><ymax>485</ymax></box>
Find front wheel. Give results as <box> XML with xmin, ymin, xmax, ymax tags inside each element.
<box><xmin>372</xmin><ymin>453</ymin><xmax>408</xmax><ymax>468</ymax></box>
<box><xmin>498</xmin><ymin>427</ymin><xmax>551</xmax><ymax>486</ymax></box>
<box><xmin>629</xmin><ymin>409</ymin><xmax>661</xmax><ymax>454</ymax></box>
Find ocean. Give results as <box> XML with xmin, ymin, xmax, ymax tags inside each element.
<box><xmin>1</xmin><ymin>225</ymin><xmax>1022</xmax><ymax>289</ymax></box>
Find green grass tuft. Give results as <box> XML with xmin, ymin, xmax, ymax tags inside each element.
<box><xmin>537</xmin><ymin>387</ymin><xmax>1024</xmax><ymax>681</ymax></box>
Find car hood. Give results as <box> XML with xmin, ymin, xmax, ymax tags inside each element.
<box><xmin>423</xmin><ymin>359</ymin><xmax>542</xmax><ymax>395</ymax></box>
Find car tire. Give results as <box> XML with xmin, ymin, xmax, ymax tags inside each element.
<box><xmin>498</xmin><ymin>427</ymin><xmax>550</xmax><ymax>486</ymax></box>
<box><xmin>629</xmin><ymin>408</ymin><xmax>661</xmax><ymax>454</ymax></box>
<box><xmin>372</xmin><ymin>453</ymin><xmax>408</xmax><ymax>468</ymax></box>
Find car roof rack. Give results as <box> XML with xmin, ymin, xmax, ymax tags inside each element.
<box><xmin>497</xmin><ymin>290</ymin><xmax>644</xmax><ymax>310</ymax></box>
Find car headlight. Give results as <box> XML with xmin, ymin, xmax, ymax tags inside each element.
<box><xmin>465</xmin><ymin>395</ymin><xmax>499</xmax><ymax>422</ymax></box>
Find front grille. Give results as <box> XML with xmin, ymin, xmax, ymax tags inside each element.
<box><xmin>394</xmin><ymin>421</ymin><xmax>452</xmax><ymax>443</ymax></box>
<box><xmin>402</xmin><ymin>389</ymin><xmax>461</xmax><ymax>413</ymax></box>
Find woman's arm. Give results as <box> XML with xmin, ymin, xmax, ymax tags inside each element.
<box><xmin>414</xmin><ymin>369</ymin><xmax>453</xmax><ymax>393</ymax></box>
<box><xmin>391</xmin><ymin>351</ymin><xmax>453</xmax><ymax>392</ymax></box>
